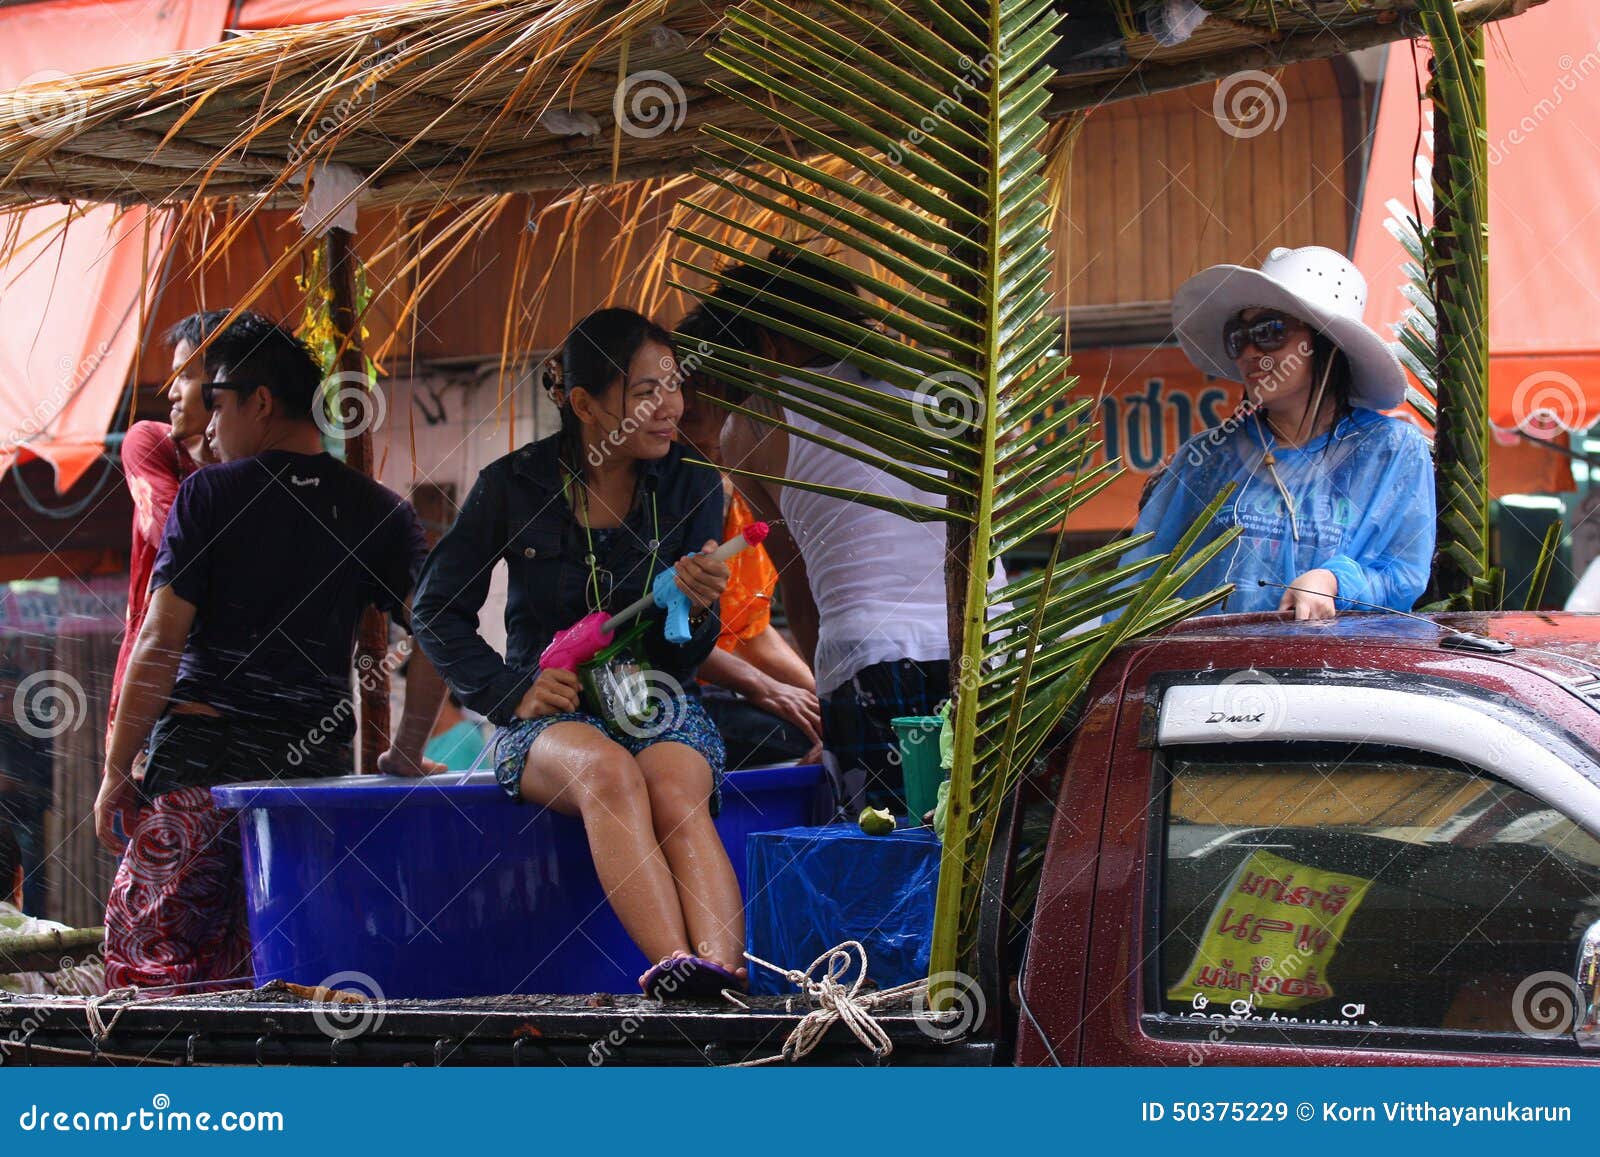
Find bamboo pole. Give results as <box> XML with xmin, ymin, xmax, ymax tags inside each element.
<box><xmin>0</xmin><ymin>927</ymin><xmax>103</xmax><ymax>975</ymax></box>
<box><xmin>326</xmin><ymin>226</ymin><xmax>391</xmax><ymax>774</ymax></box>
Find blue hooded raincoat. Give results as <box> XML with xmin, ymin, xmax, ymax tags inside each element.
<box><xmin>1122</xmin><ymin>406</ymin><xmax>1435</xmax><ymax>615</ymax></box>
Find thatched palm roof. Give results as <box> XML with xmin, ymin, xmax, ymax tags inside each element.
<box><xmin>0</xmin><ymin>0</ymin><xmax>1542</xmax><ymax>211</ymax></box>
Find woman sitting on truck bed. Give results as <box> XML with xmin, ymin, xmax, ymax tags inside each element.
<box><xmin>412</xmin><ymin>308</ymin><xmax>745</xmax><ymax>999</ymax></box>
<box><xmin>1123</xmin><ymin>245</ymin><xmax>1435</xmax><ymax>621</ymax></box>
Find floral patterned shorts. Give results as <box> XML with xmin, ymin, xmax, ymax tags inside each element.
<box><xmin>491</xmin><ymin>695</ymin><xmax>726</xmax><ymax>816</ymax></box>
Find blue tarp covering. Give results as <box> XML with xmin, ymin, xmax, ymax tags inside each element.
<box><xmin>744</xmin><ymin>823</ymin><xmax>939</xmax><ymax>996</ymax></box>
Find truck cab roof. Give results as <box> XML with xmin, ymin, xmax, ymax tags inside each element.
<box><xmin>1144</xmin><ymin>610</ymin><xmax>1600</xmax><ymax>689</ymax></box>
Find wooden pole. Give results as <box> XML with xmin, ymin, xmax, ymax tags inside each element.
<box><xmin>325</xmin><ymin>225</ymin><xmax>391</xmax><ymax>774</ymax></box>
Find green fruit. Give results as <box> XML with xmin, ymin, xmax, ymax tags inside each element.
<box><xmin>857</xmin><ymin>806</ymin><xmax>895</xmax><ymax>836</ymax></box>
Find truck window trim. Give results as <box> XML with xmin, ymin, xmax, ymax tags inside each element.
<box><xmin>1151</xmin><ymin>673</ymin><xmax>1600</xmax><ymax>840</ymax></box>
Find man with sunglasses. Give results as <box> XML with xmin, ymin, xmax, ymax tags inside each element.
<box><xmin>93</xmin><ymin>310</ymin><xmax>445</xmax><ymax>992</ymax></box>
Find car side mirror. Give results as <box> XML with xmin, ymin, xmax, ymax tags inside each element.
<box><xmin>1577</xmin><ymin>921</ymin><xmax>1600</xmax><ymax>1049</ymax></box>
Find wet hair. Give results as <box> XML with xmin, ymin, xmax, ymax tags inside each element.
<box><xmin>541</xmin><ymin>307</ymin><xmax>675</xmax><ymax>471</ymax></box>
<box><xmin>672</xmin><ymin>305</ymin><xmax>743</xmax><ymax>405</ymax></box>
<box><xmin>202</xmin><ymin>311</ymin><xmax>324</xmax><ymax>420</ymax></box>
<box><xmin>0</xmin><ymin>820</ymin><xmax>19</xmax><ymax>908</ymax></box>
<box><xmin>164</xmin><ymin>309</ymin><xmax>231</xmax><ymax>352</ymax></box>
<box><xmin>704</xmin><ymin>248</ymin><xmax>867</xmax><ymax>354</ymax></box>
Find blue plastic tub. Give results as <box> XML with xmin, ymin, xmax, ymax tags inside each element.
<box><xmin>212</xmin><ymin>763</ymin><xmax>826</xmax><ymax>998</ymax></box>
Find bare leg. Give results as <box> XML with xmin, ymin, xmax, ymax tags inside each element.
<box><xmin>519</xmin><ymin>722</ymin><xmax>689</xmax><ymax>966</ymax></box>
<box><xmin>634</xmin><ymin>742</ymin><xmax>745</xmax><ymax>976</ymax></box>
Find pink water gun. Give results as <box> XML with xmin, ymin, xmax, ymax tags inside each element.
<box><xmin>539</xmin><ymin>522</ymin><xmax>770</xmax><ymax>671</ymax></box>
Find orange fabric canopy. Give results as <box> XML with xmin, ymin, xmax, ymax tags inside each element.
<box><xmin>0</xmin><ymin>0</ymin><xmax>227</xmax><ymax>493</ymax></box>
<box><xmin>232</xmin><ymin>0</ymin><xmax>424</xmax><ymax>26</ymax></box>
<box><xmin>1352</xmin><ymin>2</ymin><xmax>1600</xmax><ymax>439</ymax></box>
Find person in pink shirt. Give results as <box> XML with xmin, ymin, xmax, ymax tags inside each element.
<box><xmin>108</xmin><ymin>312</ymin><xmax>226</xmax><ymax>750</ymax></box>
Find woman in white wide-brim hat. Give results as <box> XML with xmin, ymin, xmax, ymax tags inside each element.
<box><xmin>1123</xmin><ymin>245</ymin><xmax>1435</xmax><ymax>620</ymax></box>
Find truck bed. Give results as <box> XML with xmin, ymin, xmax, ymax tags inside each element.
<box><xmin>0</xmin><ymin>986</ymin><xmax>993</xmax><ymax>1067</ymax></box>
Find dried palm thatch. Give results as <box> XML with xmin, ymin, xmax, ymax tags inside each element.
<box><xmin>0</xmin><ymin>0</ymin><xmax>1542</xmax><ymax>214</ymax></box>
<box><xmin>0</xmin><ymin>0</ymin><xmax>1543</xmax><ymax>398</ymax></box>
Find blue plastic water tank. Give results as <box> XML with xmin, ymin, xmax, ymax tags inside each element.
<box><xmin>212</xmin><ymin>764</ymin><xmax>826</xmax><ymax>998</ymax></box>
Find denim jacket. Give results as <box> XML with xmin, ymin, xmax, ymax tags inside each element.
<box><xmin>412</xmin><ymin>433</ymin><xmax>725</xmax><ymax>726</ymax></box>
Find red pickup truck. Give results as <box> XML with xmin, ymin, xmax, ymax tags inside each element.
<box><xmin>5</xmin><ymin>611</ymin><xmax>1600</xmax><ymax>1066</ymax></box>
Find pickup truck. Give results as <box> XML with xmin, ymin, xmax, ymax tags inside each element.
<box><xmin>5</xmin><ymin>610</ymin><xmax>1600</xmax><ymax>1067</ymax></box>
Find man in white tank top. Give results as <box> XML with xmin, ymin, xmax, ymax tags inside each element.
<box><xmin>704</xmin><ymin>254</ymin><xmax>988</xmax><ymax>816</ymax></box>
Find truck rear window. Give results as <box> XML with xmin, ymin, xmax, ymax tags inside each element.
<box><xmin>1155</xmin><ymin>745</ymin><xmax>1600</xmax><ymax>1035</ymax></box>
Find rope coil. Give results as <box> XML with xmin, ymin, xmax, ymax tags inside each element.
<box><xmin>729</xmin><ymin>942</ymin><xmax>933</xmax><ymax>1067</ymax></box>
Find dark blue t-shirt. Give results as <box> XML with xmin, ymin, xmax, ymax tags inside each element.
<box><xmin>151</xmin><ymin>449</ymin><xmax>427</xmax><ymax>735</ymax></box>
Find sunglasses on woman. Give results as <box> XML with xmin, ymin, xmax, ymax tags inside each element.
<box><xmin>1222</xmin><ymin>313</ymin><xmax>1301</xmax><ymax>360</ymax></box>
<box><xmin>200</xmin><ymin>379</ymin><xmax>262</xmax><ymax>410</ymax></box>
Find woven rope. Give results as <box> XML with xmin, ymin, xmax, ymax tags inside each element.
<box><xmin>728</xmin><ymin>942</ymin><xmax>928</xmax><ymax>1066</ymax></box>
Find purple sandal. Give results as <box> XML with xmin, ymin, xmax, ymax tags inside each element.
<box><xmin>640</xmin><ymin>953</ymin><xmax>745</xmax><ymax>1001</ymax></box>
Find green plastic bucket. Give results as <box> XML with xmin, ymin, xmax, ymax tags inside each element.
<box><xmin>891</xmin><ymin>715</ymin><xmax>946</xmax><ymax>821</ymax></box>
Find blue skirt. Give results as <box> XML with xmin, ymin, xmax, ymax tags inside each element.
<box><xmin>491</xmin><ymin>696</ymin><xmax>726</xmax><ymax>816</ymax></box>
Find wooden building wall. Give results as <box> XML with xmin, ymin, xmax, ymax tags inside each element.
<box><xmin>1060</xmin><ymin>60</ymin><xmax>1357</xmax><ymax>312</ymax></box>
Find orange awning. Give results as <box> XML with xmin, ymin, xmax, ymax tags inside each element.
<box><xmin>0</xmin><ymin>0</ymin><xmax>227</xmax><ymax>493</ymax></box>
<box><xmin>1352</xmin><ymin>2</ymin><xmax>1600</xmax><ymax>440</ymax></box>
<box><xmin>232</xmin><ymin>0</ymin><xmax>424</xmax><ymax>26</ymax></box>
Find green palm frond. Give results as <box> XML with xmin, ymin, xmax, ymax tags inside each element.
<box><xmin>1384</xmin><ymin>199</ymin><xmax>1439</xmax><ymax>421</ymax></box>
<box><xmin>1418</xmin><ymin>0</ymin><xmax>1494</xmax><ymax>611</ymax></box>
<box><xmin>677</xmin><ymin>0</ymin><xmax>1236</xmax><ymax>978</ymax></box>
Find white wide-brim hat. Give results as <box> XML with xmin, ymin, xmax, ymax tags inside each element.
<box><xmin>1171</xmin><ymin>245</ymin><xmax>1407</xmax><ymax>411</ymax></box>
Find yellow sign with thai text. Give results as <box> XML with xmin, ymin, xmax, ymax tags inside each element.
<box><xmin>1167</xmin><ymin>849</ymin><xmax>1374</xmax><ymax>1011</ymax></box>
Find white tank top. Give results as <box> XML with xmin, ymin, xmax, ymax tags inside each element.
<box><xmin>778</xmin><ymin>361</ymin><xmax>1005</xmax><ymax>695</ymax></box>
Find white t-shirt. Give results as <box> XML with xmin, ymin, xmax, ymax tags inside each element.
<box><xmin>778</xmin><ymin>360</ymin><xmax>1006</xmax><ymax>694</ymax></box>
